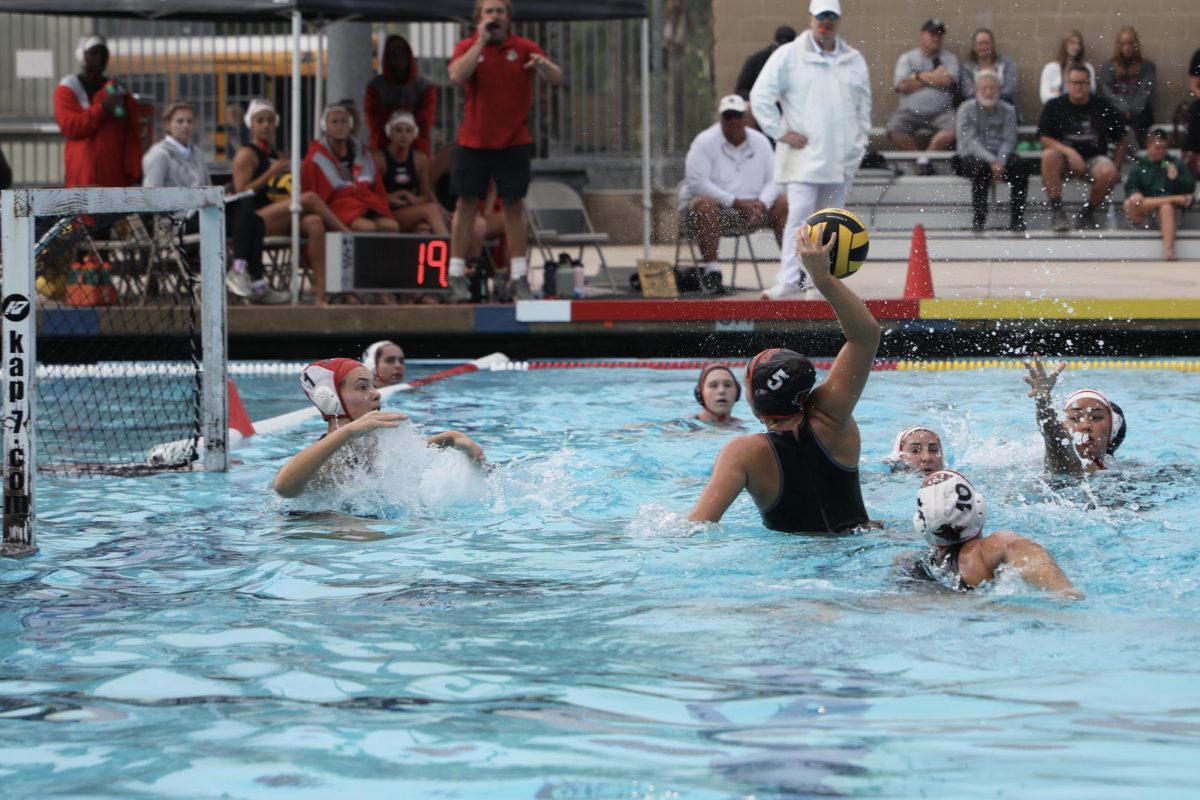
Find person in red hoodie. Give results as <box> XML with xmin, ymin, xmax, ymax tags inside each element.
<box><xmin>300</xmin><ymin>104</ymin><xmax>400</xmax><ymax>303</ymax></box>
<box><xmin>54</xmin><ymin>35</ymin><xmax>142</xmax><ymax>188</ymax></box>
<box><xmin>364</xmin><ymin>34</ymin><xmax>436</xmax><ymax>158</ymax></box>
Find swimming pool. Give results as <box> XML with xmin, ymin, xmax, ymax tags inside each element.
<box><xmin>3</xmin><ymin>361</ymin><xmax>1199</xmax><ymax>798</ymax></box>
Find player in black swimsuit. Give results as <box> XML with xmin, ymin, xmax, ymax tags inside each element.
<box><xmin>689</xmin><ymin>230</ymin><xmax>880</xmax><ymax>533</ymax></box>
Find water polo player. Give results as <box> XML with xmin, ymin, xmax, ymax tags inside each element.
<box><xmin>362</xmin><ymin>340</ymin><xmax>407</xmax><ymax>386</ymax></box>
<box><xmin>273</xmin><ymin>358</ymin><xmax>484</xmax><ymax>498</ymax></box>
<box><xmin>688</xmin><ymin>230</ymin><xmax>881</xmax><ymax>533</ymax></box>
<box><xmin>886</xmin><ymin>426</ymin><xmax>945</xmax><ymax>476</ymax></box>
<box><xmin>693</xmin><ymin>363</ymin><xmax>744</xmax><ymax>426</ymax></box>
<box><xmin>1024</xmin><ymin>354</ymin><xmax>1127</xmax><ymax>474</ymax></box>
<box><xmin>905</xmin><ymin>470</ymin><xmax>1082</xmax><ymax>597</ymax></box>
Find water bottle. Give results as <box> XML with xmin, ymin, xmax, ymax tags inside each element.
<box><xmin>543</xmin><ymin>259</ymin><xmax>557</xmax><ymax>298</ymax></box>
<box><xmin>105</xmin><ymin>82</ymin><xmax>126</xmax><ymax>118</ymax></box>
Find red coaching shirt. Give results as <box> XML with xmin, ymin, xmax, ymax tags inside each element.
<box><xmin>452</xmin><ymin>32</ymin><xmax>546</xmax><ymax>150</ymax></box>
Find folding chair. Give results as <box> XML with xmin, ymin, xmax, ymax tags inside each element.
<box><xmin>673</xmin><ymin>204</ymin><xmax>765</xmax><ymax>292</ymax></box>
<box><xmin>524</xmin><ymin>181</ymin><xmax>618</xmax><ymax>293</ymax></box>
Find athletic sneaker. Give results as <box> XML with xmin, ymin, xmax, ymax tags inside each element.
<box><xmin>448</xmin><ymin>275</ymin><xmax>472</xmax><ymax>304</ymax></box>
<box><xmin>249</xmin><ymin>280</ymin><xmax>291</xmax><ymax>305</ymax></box>
<box><xmin>760</xmin><ymin>268</ymin><xmax>812</xmax><ymax>300</ymax></box>
<box><xmin>1051</xmin><ymin>207</ymin><xmax>1070</xmax><ymax>233</ymax></box>
<box><xmin>761</xmin><ymin>281</ymin><xmax>806</xmax><ymax>300</ymax></box>
<box><xmin>1077</xmin><ymin>207</ymin><xmax>1100</xmax><ymax>230</ymax></box>
<box><xmin>225</xmin><ymin>270</ymin><xmax>253</xmax><ymax>297</ymax></box>
<box><xmin>508</xmin><ymin>275</ymin><xmax>533</xmax><ymax>301</ymax></box>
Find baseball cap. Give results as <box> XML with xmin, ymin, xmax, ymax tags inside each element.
<box><xmin>809</xmin><ymin>0</ymin><xmax>842</xmax><ymax>16</ymax></box>
<box><xmin>718</xmin><ymin>95</ymin><xmax>747</xmax><ymax>115</ymax></box>
<box><xmin>921</xmin><ymin>18</ymin><xmax>947</xmax><ymax>34</ymax></box>
<box><xmin>913</xmin><ymin>470</ymin><xmax>986</xmax><ymax>547</ymax></box>
<box><xmin>76</xmin><ymin>34</ymin><xmax>108</xmax><ymax>63</ymax></box>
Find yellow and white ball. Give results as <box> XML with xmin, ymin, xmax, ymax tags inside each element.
<box><xmin>804</xmin><ymin>207</ymin><xmax>870</xmax><ymax>279</ymax></box>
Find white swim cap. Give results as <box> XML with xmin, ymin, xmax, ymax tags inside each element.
<box><xmin>385</xmin><ymin>110</ymin><xmax>419</xmax><ymax>139</ymax></box>
<box><xmin>361</xmin><ymin>340</ymin><xmax>403</xmax><ymax>378</ymax></box>
<box><xmin>243</xmin><ymin>97</ymin><xmax>280</xmax><ymax>130</ymax></box>
<box><xmin>913</xmin><ymin>470</ymin><xmax>986</xmax><ymax>547</ymax></box>
<box><xmin>1064</xmin><ymin>388</ymin><xmax>1126</xmax><ymax>454</ymax></box>
<box><xmin>886</xmin><ymin>425</ymin><xmax>939</xmax><ymax>465</ymax></box>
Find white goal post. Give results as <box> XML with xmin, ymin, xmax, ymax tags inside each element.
<box><xmin>1</xmin><ymin>187</ymin><xmax>229</xmax><ymax>558</ymax></box>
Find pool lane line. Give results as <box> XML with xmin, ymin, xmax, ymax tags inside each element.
<box><xmin>145</xmin><ymin>353</ymin><xmax>511</xmax><ymax>464</ymax></box>
<box><xmin>503</xmin><ymin>358</ymin><xmax>1200</xmax><ymax>372</ymax></box>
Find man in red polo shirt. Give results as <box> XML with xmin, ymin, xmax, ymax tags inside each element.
<box><xmin>446</xmin><ymin>0</ymin><xmax>564</xmax><ymax>302</ymax></box>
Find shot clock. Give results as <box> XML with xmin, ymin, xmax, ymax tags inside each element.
<box><xmin>326</xmin><ymin>233</ymin><xmax>452</xmax><ymax>293</ymax></box>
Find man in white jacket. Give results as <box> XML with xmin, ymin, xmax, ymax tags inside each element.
<box><xmin>750</xmin><ymin>0</ymin><xmax>871</xmax><ymax>300</ymax></box>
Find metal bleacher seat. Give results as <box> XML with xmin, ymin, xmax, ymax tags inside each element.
<box><xmin>524</xmin><ymin>180</ymin><xmax>618</xmax><ymax>292</ymax></box>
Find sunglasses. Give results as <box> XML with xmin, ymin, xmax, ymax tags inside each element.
<box><xmin>721</xmin><ymin>110</ymin><xmax>745</xmax><ymax>120</ymax></box>
<box><xmin>815</xmin><ymin>12</ymin><xmax>840</xmax><ymax>21</ymax></box>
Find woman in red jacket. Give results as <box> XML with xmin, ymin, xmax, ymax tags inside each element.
<box><xmin>301</xmin><ymin>104</ymin><xmax>400</xmax><ymax>303</ymax></box>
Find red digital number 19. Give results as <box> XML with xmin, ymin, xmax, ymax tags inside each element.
<box><xmin>417</xmin><ymin>240</ymin><xmax>449</xmax><ymax>288</ymax></box>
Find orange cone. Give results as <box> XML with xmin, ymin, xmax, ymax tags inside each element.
<box><xmin>228</xmin><ymin>378</ymin><xmax>256</xmax><ymax>438</ymax></box>
<box><xmin>903</xmin><ymin>224</ymin><xmax>935</xmax><ymax>300</ymax></box>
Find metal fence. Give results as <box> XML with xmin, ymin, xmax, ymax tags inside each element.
<box><xmin>0</xmin><ymin>13</ymin><xmax>713</xmax><ymax>190</ymax></box>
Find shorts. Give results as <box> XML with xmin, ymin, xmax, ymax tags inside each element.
<box><xmin>1051</xmin><ymin>151</ymin><xmax>1115</xmax><ymax>178</ymax></box>
<box><xmin>887</xmin><ymin>107</ymin><xmax>956</xmax><ymax>136</ymax></box>
<box><xmin>451</xmin><ymin>144</ymin><xmax>533</xmax><ymax>201</ymax></box>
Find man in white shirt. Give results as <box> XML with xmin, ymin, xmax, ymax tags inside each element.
<box><xmin>679</xmin><ymin>94</ymin><xmax>786</xmax><ymax>295</ymax></box>
<box><xmin>750</xmin><ymin>0</ymin><xmax>871</xmax><ymax>300</ymax></box>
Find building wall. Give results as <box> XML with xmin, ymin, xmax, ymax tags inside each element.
<box><xmin>712</xmin><ymin>0</ymin><xmax>1199</xmax><ymax>131</ymax></box>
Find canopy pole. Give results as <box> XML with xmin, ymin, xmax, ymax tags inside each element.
<box><xmin>641</xmin><ymin>18</ymin><xmax>651</xmax><ymax>260</ymax></box>
<box><xmin>288</xmin><ymin>10</ymin><xmax>304</xmax><ymax>303</ymax></box>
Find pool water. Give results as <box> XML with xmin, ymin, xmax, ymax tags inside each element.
<box><xmin>2</xmin><ymin>362</ymin><xmax>1199</xmax><ymax>798</ymax></box>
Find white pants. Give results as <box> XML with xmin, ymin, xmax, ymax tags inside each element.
<box><xmin>777</xmin><ymin>178</ymin><xmax>854</xmax><ymax>288</ymax></box>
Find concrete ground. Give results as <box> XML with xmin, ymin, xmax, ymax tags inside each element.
<box><xmin>568</xmin><ymin>244</ymin><xmax>1200</xmax><ymax>301</ymax></box>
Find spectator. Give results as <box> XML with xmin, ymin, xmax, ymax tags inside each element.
<box><xmin>735</xmin><ymin>25</ymin><xmax>796</xmax><ymax>100</ymax></box>
<box><xmin>227</xmin><ymin>98</ymin><xmax>347</xmax><ymax>305</ymax></box>
<box><xmin>953</xmin><ymin>71</ymin><xmax>1029</xmax><ymax>232</ymax></box>
<box><xmin>142</xmin><ymin>103</ymin><xmax>210</xmax><ymax>191</ymax></box>
<box><xmin>1039</xmin><ymin>30</ymin><xmax>1096</xmax><ymax>104</ymax></box>
<box><xmin>1187</xmin><ymin>47</ymin><xmax>1200</xmax><ymax>179</ymax></box>
<box><xmin>734</xmin><ymin>24</ymin><xmax>796</xmax><ymax>133</ymax></box>
<box><xmin>54</xmin><ymin>34</ymin><xmax>141</xmax><ymax>188</ymax></box>
<box><xmin>888</xmin><ymin>18</ymin><xmax>958</xmax><ymax>176</ymax></box>
<box><xmin>1098</xmin><ymin>26</ymin><xmax>1157</xmax><ymax>147</ymax></box>
<box><xmin>1123</xmin><ymin>128</ymin><xmax>1196</xmax><ymax>261</ymax></box>
<box><xmin>445</xmin><ymin>0</ymin><xmax>564</xmax><ymax>303</ymax></box>
<box><xmin>372</xmin><ymin>111</ymin><xmax>448</xmax><ymax>235</ymax></box>
<box><xmin>959</xmin><ymin>28</ymin><xmax>1017</xmax><ymax>106</ymax></box>
<box><xmin>1037</xmin><ymin>64</ymin><xmax>1129</xmax><ymax>232</ymax></box>
<box><xmin>751</xmin><ymin>0</ymin><xmax>871</xmax><ymax>301</ymax></box>
<box><xmin>301</xmin><ymin>104</ymin><xmax>400</xmax><ymax>303</ymax></box>
<box><xmin>364</xmin><ymin>34</ymin><xmax>436</xmax><ymax>157</ymax></box>
<box><xmin>679</xmin><ymin>95</ymin><xmax>786</xmax><ymax>295</ymax></box>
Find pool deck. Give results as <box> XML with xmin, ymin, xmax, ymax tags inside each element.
<box><xmin>215</xmin><ymin>246</ymin><xmax>1200</xmax><ymax>359</ymax></box>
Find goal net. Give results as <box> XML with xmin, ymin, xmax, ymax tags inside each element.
<box><xmin>2</xmin><ymin>187</ymin><xmax>229</xmax><ymax>556</ymax></box>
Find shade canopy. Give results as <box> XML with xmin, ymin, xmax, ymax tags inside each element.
<box><xmin>0</xmin><ymin>0</ymin><xmax>648</xmax><ymax>22</ymax></box>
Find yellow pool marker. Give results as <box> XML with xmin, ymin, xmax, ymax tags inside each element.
<box><xmin>893</xmin><ymin>359</ymin><xmax>1200</xmax><ymax>371</ymax></box>
<box><xmin>920</xmin><ymin>298</ymin><xmax>1200</xmax><ymax>320</ymax></box>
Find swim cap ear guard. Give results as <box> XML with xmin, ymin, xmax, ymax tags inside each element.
<box><xmin>300</xmin><ymin>358</ymin><xmax>363</xmax><ymax>420</ymax></box>
<box><xmin>693</xmin><ymin>364</ymin><xmax>742</xmax><ymax>406</ymax></box>
<box><xmin>913</xmin><ymin>470</ymin><xmax>986</xmax><ymax>547</ymax></box>
<box><xmin>746</xmin><ymin>348</ymin><xmax>816</xmax><ymax>419</ymax></box>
